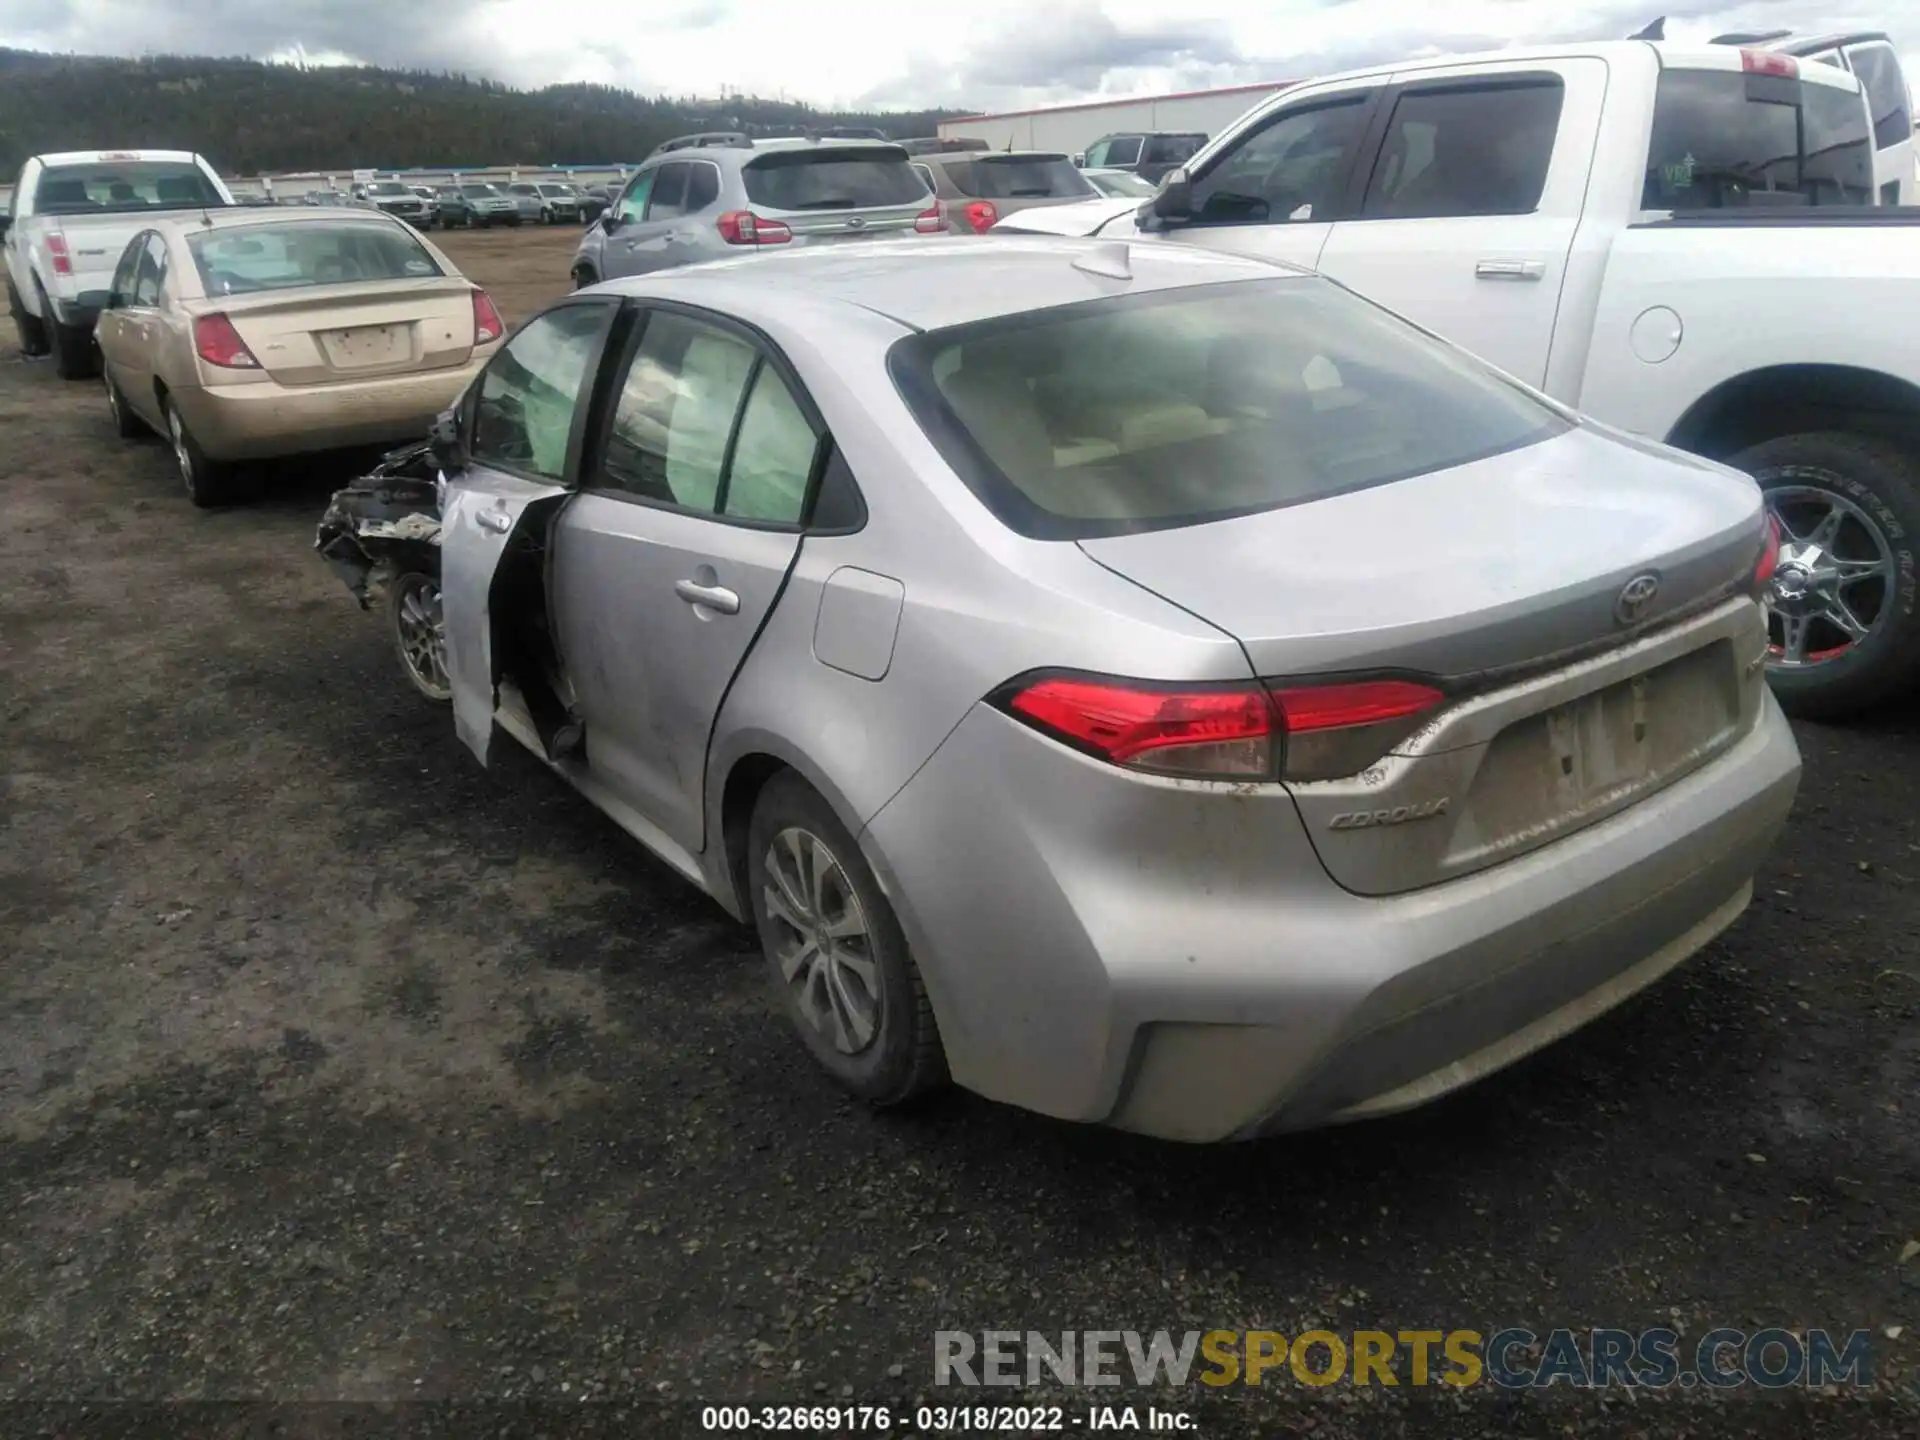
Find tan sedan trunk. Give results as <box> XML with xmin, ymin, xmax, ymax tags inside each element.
<box><xmin>204</xmin><ymin>279</ymin><xmax>479</xmax><ymax>387</ymax></box>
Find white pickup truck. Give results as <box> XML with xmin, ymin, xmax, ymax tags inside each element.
<box><xmin>1004</xmin><ymin>40</ymin><xmax>1920</xmax><ymax>717</ymax></box>
<box><xmin>4</xmin><ymin>149</ymin><xmax>234</xmax><ymax>379</ymax></box>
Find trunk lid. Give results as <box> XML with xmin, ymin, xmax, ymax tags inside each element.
<box><xmin>198</xmin><ymin>278</ymin><xmax>477</xmax><ymax>387</ymax></box>
<box><xmin>1079</xmin><ymin>425</ymin><xmax>1771</xmax><ymax>895</ymax></box>
<box><xmin>744</xmin><ymin>146</ymin><xmax>932</xmax><ymax>241</ymax></box>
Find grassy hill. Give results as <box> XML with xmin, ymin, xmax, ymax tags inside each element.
<box><xmin>0</xmin><ymin>48</ymin><xmax>962</xmax><ymax>175</ymax></box>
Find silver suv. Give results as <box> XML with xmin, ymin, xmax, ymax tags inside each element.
<box><xmin>569</xmin><ymin>137</ymin><xmax>939</xmax><ymax>286</ymax></box>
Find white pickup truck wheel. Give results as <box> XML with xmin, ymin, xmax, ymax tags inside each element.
<box><xmin>38</xmin><ymin>281</ymin><xmax>98</xmax><ymax>381</ymax></box>
<box><xmin>7</xmin><ymin>281</ymin><xmax>48</xmax><ymax>357</ymax></box>
<box><xmin>1736</xmin><ymin>432</ymin><xmax>1920</xmax><ymax>720</ymax></box>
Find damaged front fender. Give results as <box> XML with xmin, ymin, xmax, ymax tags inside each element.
<box><xmin>314</xmin><ymin>440</ymin><xmax>444</xmax><ymax>607</ymax></box>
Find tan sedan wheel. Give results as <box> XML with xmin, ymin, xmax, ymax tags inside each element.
<box><xmin>165</xmin><ymin>400</ymin><xmax>241</xmax><ymax>508</ymax></box>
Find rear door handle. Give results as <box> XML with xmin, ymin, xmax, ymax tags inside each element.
<box><xmin>674</xmin><ymin>579</ymin><xmax>740</xmax><ymax>614</ymax></box>
<box><xmin>1475</xmin><ymin>259</ymin><xmax>1546</xmax><ymax>282</ymax></box>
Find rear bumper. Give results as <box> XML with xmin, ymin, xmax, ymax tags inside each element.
<box><xmin>172</xmin><ymin>357</ymin><xmax>486</xmax><ymax>461</ymax></box>
<box><xmin>860</xmin><ymin>694</ymin><xmax>1800</xmax><ymax>1142</ymax></box>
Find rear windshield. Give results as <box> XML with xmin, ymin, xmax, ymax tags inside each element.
<box><xmin>890</xmin><ymin>277</ymin><xmax>1567</xmax><ymax>540</ymax></box>
<box><xmin>1642</xmin><ymin>68</ymin><xmax>1874</xmax><ymax>209</ymax></box>
<box><xmin>961</xmin><ymin>156</ymin><xmax>1097</xmax><ymax>200</ymax></box>
<box><xmin>35</xmin><ymin>161</ymin><xmax>225</xmax><ymax>214</ymax></box>
<box><xmin>1143</xmin><ymin>135</ymin><xmax>1206</xmax><ymax>164</ymax></box>
<box><xmin>742</xmin><ymin>149</ymin><xmax>927</xmax><ymax>210</ymax></box>
<box><xmin>188</xmin><ymin>221</ymin><xmax>443</xmax><ymax>297</ymax></box>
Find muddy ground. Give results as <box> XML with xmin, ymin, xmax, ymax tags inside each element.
<box><xmin>1</xmin><ymin>224</ymin><xmax>1917</xmax><ymax>1438</ymax></box>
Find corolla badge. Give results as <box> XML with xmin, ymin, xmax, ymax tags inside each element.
<box><xmin>1615</xmin><ymin>571</ymin><xmax>1662</xmax><ymax>626</ymax></box>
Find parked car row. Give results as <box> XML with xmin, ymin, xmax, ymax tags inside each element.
<box><xmin>14</xmin><ymin>33</ymin><xmax>1920</xmax><ymax>1145</ymax></box>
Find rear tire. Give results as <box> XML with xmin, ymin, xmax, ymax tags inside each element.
<box><xmin>1732</xmin><ymin>430</ymin><xmax>1920</xmax><ymax>719</ymax></box>
<box><xmin>40</xmin><ymin>282</ymin><xmax>97</xmax><ymax>380</ymax></box>
<box><xmin>746</xmin><ymin>772</ymin><xmax>948</xmax><ymax>1108</ymax></box>
<box><xmin>164</xmin><ymin>398</ymin><xmax>244</xmax><ymax>508</ymax></box>
<box><xmin>8</xmin><ymin>280</ymin><xmax>48</xmax><ymax>356</ymax></box>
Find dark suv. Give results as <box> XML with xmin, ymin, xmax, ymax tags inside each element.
<box><xmin>1079</xmin><ymin>132</ymin><xmax>1208</xmax><ymax>184</ymax></box>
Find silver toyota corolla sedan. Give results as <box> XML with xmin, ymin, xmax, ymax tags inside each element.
<box><xmin>427</xmin><ymin>236</ymin><xmax>1800</xmax><ymax>1142</ymax></box>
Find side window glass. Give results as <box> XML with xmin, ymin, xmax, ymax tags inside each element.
<box><xmin>1361</xmin><ymin>81</ymin><xmax>1563</xmax><ymax>220</ymax></box>
<box><xmin>647</xmin><ymin>163</ymin><xmax>690</xmax><ymax>220</ymax></box>
<box><xmin>725</xmin><ymin>366</ymin><xmax>819</xmax><ymax>523</ymax></box>
<box><xmin>1848</xmin><ymin>44</ymin><xmax>1912</xmax><ymax>150</ymax></box>
<box><xmin>599</xmin><ymin>312</ymin><xmax>757</xmax><ymax>511</ymax></box>
<box><xmin>110</xmin><ymin>236</ymin><xmax>143</xmax><ymax>302</ymax></box>
<box><xmin>469</xmin><ymin>304</ymin><xmax>610</xmax><ymax>480</ymax></box>
<box><xmin>1107</xmin><ymin>137</ymin><xmax>1143</xmax><ymax>167</ymax></box>
<box><xmin>132</xmin><ymin>240</ymin><xmax>164</xmax><ymax>306</ymax></box>
<box><xmin>913</xmin><ymin>163</ymin><xmax>936</xmax><ymax>193</ymax></box>
<box><xmin>1191</xmin><ymin>95</ymin><xmax>1370</xmax><ymax>224</ymax></box>
<box><xmin>616</xmin><ymin>171</ymin><xmax>655</xmax><ymax>222</ymax></box>
<box><xmin>1084</xmin><ymin>140</ymin><xmax>1111</xmax><ymax>168</ymax></box>
<box><xmin>685</xmin><ymin>164</ymin><xmax>720</xmax><ymax>212</ymax></box>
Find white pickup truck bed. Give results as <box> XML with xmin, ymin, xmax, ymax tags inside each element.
<box><xmin>4</xmin><ymin>149</ymin><xmax>236</xmax><ymax>379</ymax></box>
<box><xmin>1006</xmin><ymin>40</ymin><xmax>1920</xmax><ymax>716</ymax></box>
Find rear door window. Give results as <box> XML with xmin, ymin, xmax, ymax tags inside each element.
<box><xmin>1641</xmin><ymin>68</ymin><xmax>1874</xmax><ymax>208</ymax></box>
<box><xmin>1845</xmin><ymin>42</ymin><xmax>1911</xmax><ymax>150</ymax></box>
<box><xmin>1361</xmin><ymin>79</ymin><xmax>1563</xmax><ymax>219</ymax></box>
<box><xmin>1143</xmin><ymin>135</ymin><xmax>1206</xmax><ymax>165</ymax></box>
<box><xmin>742</xmin><ymin>148</ymin><xmax>927</xmax><ymax>210</ymax></box>
<box><xmin>132</xmin><ymin>235</ymin><xmax>167</xmax><ymax>306</ymax></box>
<box><xmin>685</xmin><ymin>163</ymin><xmax>721</xmax><ymax>212</ymax></box>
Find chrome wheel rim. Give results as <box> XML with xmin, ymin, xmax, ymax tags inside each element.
<box><xmin>105</xmin><ymin>374</ymin><xmax>121</xmax><ymax>424</ymax></box>
<box><xmin>393</xmin><ymin>573</ymin><xmax>451</xmax><ymax>699</ymax></box>
<box><xmin>167</xmin><ymin>408</ymin><xmax>194</xmax><ymax>492</ymax></box>
<box><xmin>763</xmin><ymin>827</ymin><xmax>879</xmax><ymax>1056</ymax></box>
<box><xmin>1764</xmin><ymin>486</ymin><xmax>1897</xmax><ymax>668</ymax></box>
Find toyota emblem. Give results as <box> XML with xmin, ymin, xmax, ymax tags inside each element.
<box><xmin>1614</xmin><ymin>571</ymin><xmax>1662</xmax><ymax>626</ymax></box>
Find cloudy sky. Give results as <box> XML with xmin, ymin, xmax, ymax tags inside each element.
<box><xmin>0</xmin><ymin>0</ymin><xmax>1910</xmax><ymax>112</ymax></box>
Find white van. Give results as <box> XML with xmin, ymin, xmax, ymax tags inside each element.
<box><xmin>1728</xmin><ymin>31</ymin><xmax>1914</xmax><ymax>203</ymax></box>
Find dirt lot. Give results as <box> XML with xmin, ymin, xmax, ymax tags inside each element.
<box><xmin>2</xmin><ymin>224</ymin><xmax>1918</xmax><ymax>1438</ymax></box>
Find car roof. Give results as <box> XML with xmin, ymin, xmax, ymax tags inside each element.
<box><xmin>922</xmin><ymin>149</ymin><xmax>1071</xmax><ymax>167</ymax></box>
<box><xmin>36</xmin><ymin>148</ymin><xmax>201</xmax><ymax>167</ymax></box>
<box><xmin>149</xmin><ymin>206</ymin><xmax>409</xmax><ymax>236</ymax></box>
<box><xmin>1267</xmin><ymin>39</ymin><xmax>1860</xmax><ymax>95</ymax></box>
<box><xmin>596</xmin><ymin>234</ymin><xmax>1300</xmax><ymax>332</ymax></box>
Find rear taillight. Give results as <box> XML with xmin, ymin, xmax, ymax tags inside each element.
<box><xmin>963</xmin><ymin>200</ymin><xmax>999</xmax><ymax>234</ymax></box>
<box><xmin>1753</xmin><ymin>511</ymin><xmax>1783</xmax><ymax>591</ymax></box>
<box><xmin>1740</xmin><ymin>48</ymin><xmax>1798</xmax><ymax>77</ymax></box>
<box><xmin>1268</xmin><ymin>680</ymin><xmax>1446</xmax><ymax>783</ymax></box>
<box><xmin>915</xmin><ymin>206</ymin><xmax>945</xmax><ymax>234</ymax></box>
<box><xmin>46</xmin><ymin>232</ymin><xmax>73</xmax><ymax>277</ymax></box>
<box><xmin>471</xmin><ymin>287</ymin><xmax>505</xmax><ymax>345</ymax></box>
<box><xmin>996</xmin><ymin>674</ymin><xmax>1445</xmax><ymax>782</ymax></box>
<box><xmin>716</xmin><ymin>210</ymin><xmax>792</xmax><ymax>245</ymax></box>
<box><xmin>193</xmin><ymin>313</ymin><xmax>260</xmax><ymax>369</ymax></box>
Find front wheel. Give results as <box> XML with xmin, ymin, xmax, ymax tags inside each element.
<box><xmin>746</xmin><ymin>773</ymin><xmax>948</xmax><ymax>1107</ymax></box>
<box><xmin>1733</xmin><ymin>430</ymin><xmax>1920</xmax><ymax>719</ymax></box>
<box><xmin>387</xmin><ymin>569</ymin><xmax>452</xmax><ymax>702</ymax></box>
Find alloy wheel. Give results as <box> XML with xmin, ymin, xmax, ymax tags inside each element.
<box><xmin>392</xmin><ymin>572</ymin><xmax>452</xmax><ymax>699</ymax></box>
<box><xmin>762</xmin><ymin>827</ymin><xmax>880</xmax><ymax>1056</ymax></box>
<box><xmin>1764</xmin><ymin>486</ymin><xmax>1898</xmax><ymax>667</ymax></box>
<box><xmin>167</xmin><ymin>408</ymin><xmax>194</xmax><ymax>494</ymax></box>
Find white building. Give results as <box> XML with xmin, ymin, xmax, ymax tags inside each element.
<box><xmin>935</xmin><ymin>81</ymin><xmax>1298</xmax><ymax>156</ymax></box>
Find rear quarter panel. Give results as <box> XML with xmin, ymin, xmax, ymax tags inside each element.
<box><xmin>1576</xmin><ymin>225</ymin><xmax>1920</xmax><ymax>439</ymax></box>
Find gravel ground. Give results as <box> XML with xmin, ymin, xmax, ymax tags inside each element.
<box><xmin>1</xmin><ymin>227</ymin><xmax>1917</xmax><ymax>1439</ymax></box>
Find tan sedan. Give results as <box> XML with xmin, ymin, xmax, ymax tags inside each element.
<box><xmin>93</xmin><ymin>207</ymin><xmax>505</xmax><ymax>505</ymax></box>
